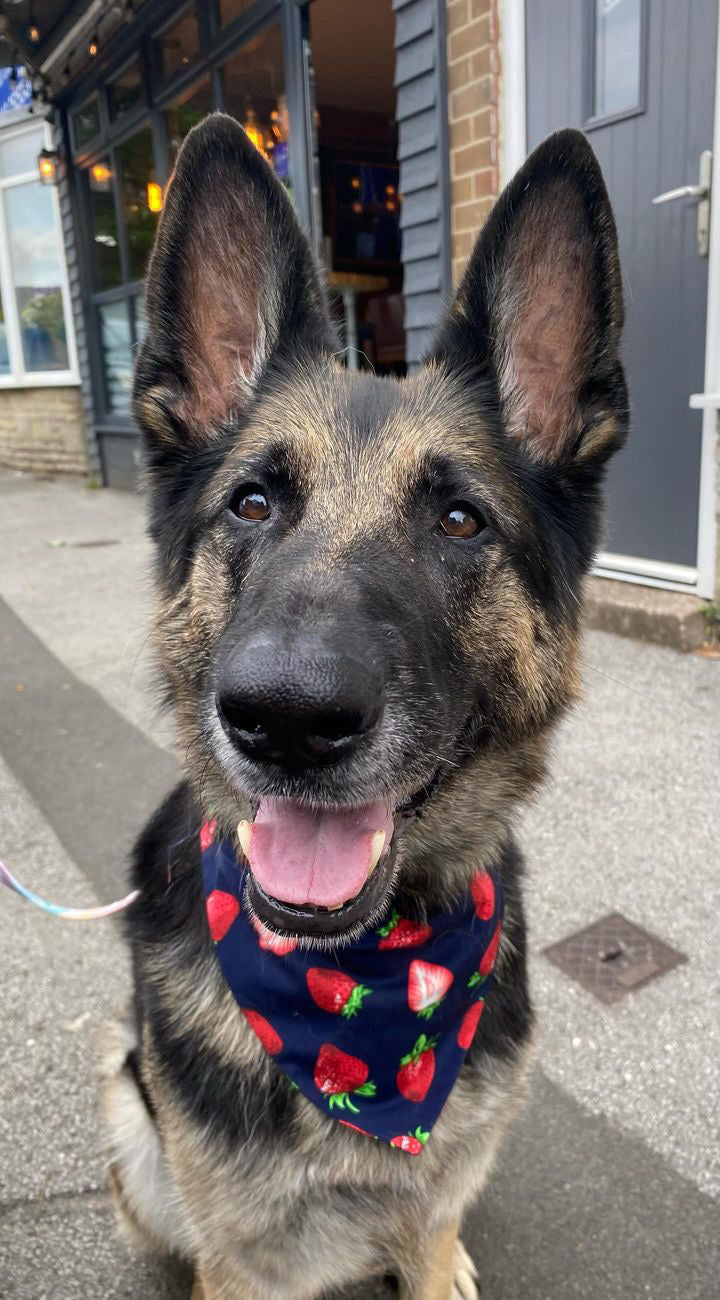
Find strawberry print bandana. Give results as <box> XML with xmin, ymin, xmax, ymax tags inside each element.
<box><xmin>201</xmin><ymin>825</ymin><xmax>503</xmax><ymax>1156</ymax></box>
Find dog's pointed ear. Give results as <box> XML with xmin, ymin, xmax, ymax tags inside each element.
<box><xmin>134</xmin><ymin>113</ymin><xmax>333</xmax><ymax>451</ymax></box>
<box><xmin>430</xmin><ymin>128</ymin><xmax>627</xmax><ymax>465</ymax></box>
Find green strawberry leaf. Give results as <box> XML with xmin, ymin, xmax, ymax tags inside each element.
<box><xmin>376</xmin><ymin>910</ymin><xmax>399</xmax><ymax>938</ymax></box>
<box><xmin>354</xmin><ymin>1080</ymin><xmax>376</xmax><ymax>1097</ymax></box>
<box><xmin>413</xmin><ymin>1127</ymin><xmax>430</xmax><ymax>1145</ymax></box>
<box><xmin>342</xmin><ymin>983</ymin><xmax>372</xmax><ymax>1018</ymax></box>
<box><xmin>416</xmin><ymin>998</ymin><xmax>444</xmax><ymax>1020</ymax></box>
<box><xmin>468</xmin><ymin>972</ymin><xmax>488</xmax><ymax>989</ymax></box>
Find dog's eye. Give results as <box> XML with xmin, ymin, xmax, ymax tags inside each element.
<box><xmin>230</xmin><ymin>485</ymin><xmax>271</xmax><ymax>522</ymax></box>
<box><xmin>439</xmin><ymin>503</ymin><xmax>484</xmax><ymax>539</ymax></box>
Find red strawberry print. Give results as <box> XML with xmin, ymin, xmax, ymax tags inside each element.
<box><xmin>396</xmin><ymin>1034</ymin><xmax>438</xmax><ymax>1102</ymax></box>
<box><xmin>306</xmin><ymin>969</ymin><xmax>372</xmax><ymax>1018</ymax></box>
<box><xmin>377</xmin><ymin>911</ymin><xmax>432</xmax><ymax>950</ymax></box>
<box><xmin>470</xmin><ymin>870</ymin><xmax>495</xmax><ymax>920</ymax></box>
<box><xmin>408</xmin><ymin>960</ymin><xmax>453</xmax><ymax>1019</ymax></box>
<box><xmin>199</xmin><ymin>818</ymin><xmax>217</xmax><ymax>852</ymax></box>
<box><xmin>250</xmin><ymin>913</ymin><xmax>298</xmax><ymax>956</ymax></box>
<box><xmin>314</xmin><ymin>1043</ymin><xmax>376</xmax><ymax>1114</ymax></box>
<box><xmin>457</xmin><ymin>999</ymin><xmax>486</xmax><ymax>1049</ymax></box>
<box><xmin>390</xmin><ymin>1126</ymin><xmax>430</xmax><ymax>1155</ymax></box>
<box><xmin>206</xmin><ymin>889</ymin><xmax>239</xmax><ymax>942</ymax></box>
<box><xmin>242</xmin><ymin>1010</ymin><xmax>283</xmax><ymax>1055</ymax></box>
<box><xmin>468</xmin><ymin>920</ymin><xmax>502</xmax><ymax>988</ymax></box>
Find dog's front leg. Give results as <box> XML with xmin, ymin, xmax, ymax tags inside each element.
<box><xmin>397</xmin><ymin>1219</ymin><xmax>479</xmax><ymax>1300</ymax></box>
<box><xmin>190</xmin><ymin>1262</ymin><xmax>259</xmax><ymax>1300</ymax></box>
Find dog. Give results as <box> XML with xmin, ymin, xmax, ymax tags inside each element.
<box><xmin>101</xmin><ymin>114</ymin><xmax>627</xmax><ymax>1299</ymax></box>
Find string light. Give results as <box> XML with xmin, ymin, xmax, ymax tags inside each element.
<box><xmin>88</xmin><ymin>32</ymin><xmax>99</xmax><ymax>57</ymax></box>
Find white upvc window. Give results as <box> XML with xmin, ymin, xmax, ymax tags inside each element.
<box><xmin>0</xmin><ymin>117</ymin><xmax>78</xmax><ymax>388</ymax></box>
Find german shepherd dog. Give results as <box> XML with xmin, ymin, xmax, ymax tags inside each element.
<box><xmin>102</xmin><ymin>115</ymin><xmax>627</xmax><ymax>1299</ymax></box>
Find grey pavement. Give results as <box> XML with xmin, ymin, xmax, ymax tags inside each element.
<box><xmin>0</xmin><ymin>468</ymin><xmax>718</xmax><ymax>1300</ymax></box>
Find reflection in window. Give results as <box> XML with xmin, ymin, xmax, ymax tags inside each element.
<box><xmin>72</xmin><ymin>96</ymin><xmax>101</xmax><ymax>149</ymax></box>
<box><xmin>109</xmin><ymin>60</ymin><xmax>144</xmax><ymax>120</ymax></box>
<box><xmin>154</xmin><ymin>7</ymin><xmax>199</xmax><ymax>80</ymax></box>
<box><xmin>117</xmin><ymin>127</ymin><xmax>159</xmax><ymax>282</ymax></box>
<box><xmin>4</xmin><ymin>181</ymin><xmax>68</xmax><ymax>372</ymax></box>
<box><xmin>0</xmin><ymin>126</ymin><xmax>44</xmax><ymax>177</ymax></box>
<box><xmin>99</xmin><ymin>300</ymin><xmax>133</xmax><ymax>414</ymax></box>
<box><xmin>166</xmin><ymin>78</ymin><xmax>214</xmax><ymax>167</ymax></box>
<box><xmin>593</xmin><ymin>0</ymin><xmax>642</xmax><ymax>119</ymax></box>
<box><xmin>86</xmin><ymin>160</ymin><xmax>122</xmax><ymax>291</ymax></box>
<box><xmin>222</xmin><ymin>25</ymin><xmax>291</xmax><ymax>190</ymax></box>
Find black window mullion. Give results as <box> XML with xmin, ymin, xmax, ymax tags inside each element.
<box><xmin>110</xmin><ymin>145</ymin><xmax>132</xmax><ymax>288</ymax></box>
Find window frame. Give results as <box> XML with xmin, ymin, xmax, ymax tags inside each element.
<box><xmin>0</xmin><ymin>118</ymin><xmax>79</xmax><ymax>389</ymax></box>
<box><xmin>583</xmin><ymin>0</ymin><xmax>649</xmax><ymax>132</ymax></box>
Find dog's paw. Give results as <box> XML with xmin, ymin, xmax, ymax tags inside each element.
<box><xmin>452</xmin><ymin>1238</ymin><xmax>479</xmax><ymax>1300</ymax></box>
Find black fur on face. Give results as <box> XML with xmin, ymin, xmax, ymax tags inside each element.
<box><xmin>134</xmin><ymin>114</ymin><xmax>627</xmax><ymax>918</ymax></box>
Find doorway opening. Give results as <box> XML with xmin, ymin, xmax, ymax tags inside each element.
<box><xmin>309</xmin><ymin>0</ymin><xmax>405</xmax><ymax>375</ymax></box>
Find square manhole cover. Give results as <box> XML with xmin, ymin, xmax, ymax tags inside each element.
<box><xmin>542</xmin><ymin>912</ymin><xmax>687</xmax><ymax>1004</ymax></box>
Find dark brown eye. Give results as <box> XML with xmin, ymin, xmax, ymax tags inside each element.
<box><xmin>439</xmin><ymin>503</ymin><xmax>484</xmax><ymax>539</ymax></box>
<box><xmin>231</xmin><ymin>485</ymin><xmax>271</xmax><ymax>522</ymax></box>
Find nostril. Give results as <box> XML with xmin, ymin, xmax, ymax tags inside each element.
<box><xmin>217</xmin><ymin>696</ymin><xmax>268</xmax><ymax>740</ymax></box>
<box><xmin>305</xmin><ymin>710</ymin><xmax>366</xmax><ymax>743</ymax></box>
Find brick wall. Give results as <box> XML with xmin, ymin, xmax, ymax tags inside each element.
<box><xmin>446</xmin><ymin>0</ymin><xmax>502</xmax><ymax>285</ymax></box>
<box><xmin>0</xmin><ymin>387</ymin><xmax>88</xmax><ymax>475</ymax></box>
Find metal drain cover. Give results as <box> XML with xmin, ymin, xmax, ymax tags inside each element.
<box><xmin>542</xmin><ymin>912</ymin><xmax>687</xmax><ymax>1004</ymax></box>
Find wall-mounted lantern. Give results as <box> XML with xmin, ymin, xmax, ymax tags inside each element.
<box><xmin>37</xmin><ymin>147</ymin><xmax>60</xmax><ymax>186</ymax></box>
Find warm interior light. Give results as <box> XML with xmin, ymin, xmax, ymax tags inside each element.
<box><xmin>351</xmin><ymin>176</ymin><xmax>361</xmax><ymax>190</ymax></box>
<box><xmin>88</xmin><ymin>34</ymin><xmax>99</xmax><ymax>57</ymax></box>
<box><xmin>243</xmin><ymin>107</ymin><xmax>267</xmax><ymax>159</ymax></box>
<box><xmin>91</xmin><ymin>162</ymin><xmax>112</xmax><ymax>185</ymax></box>
<box><xmin>28</xmin><ymin>24</ymin><xmax>40</xmax><ymax>43</ymax></box>
<box><xmin>352</xmin><ymin>201</ymin><xmax>362</xmax><ymax>214</ymax></box>
<box><xmin>37</xmin><ymin>149</ymin><xmax>59</xmax><ymax>185</ymax></box>
<box><xmin>385</xmin><ymin>184</ymin><xmax>395</xmax><ymax>196</ymax></box>
<box><xmin>147</xmin><ymin>181</ymin><xmax>163</xmax><ymax>213</ymax></box>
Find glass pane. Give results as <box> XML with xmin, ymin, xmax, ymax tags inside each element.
<box><xmin>154</xmin><ymin>7</ymin><xmax>199</xmax><ymax>80</ymax></box>
<box><xmin>219</xmin><ymin>0</ymin><xmax>254</xmax><ymax>25</ymax></box>
<box><xmin>0</xmin><ymin>293</ymin><xmax>11</xmax><ymax>375</ymax></box>
<box><xmin>85</xmin><ymin>160</ymin><xmax>122</xmax><ymax>291</ymax></box>
<box><xmin>99</xmin><ymin>301</ymin><xmax>133</xmax><ymax>414</ymax></box>
<box><xmin>0</xmin><ymin>126</ymin><xmax>45</xmax><ymax>178</ymax></box>
<box><xmin>109</xmin><ymin>59</ymin><xmax>144</xmax><ymax>121</ymax></box>
<box><xmin>5</xmin><ymin>181</ymin><xmax>69</xmax><ymax>373</ymax></box>
<box><xmin>117</xmin><ymin>127</ymin><xmax>159</xmax><ymax>282</ymax></box>
<box><xmin>72</xmin><ymin>96</ymin><xmax>101</xmax><ymax>149</ymax></box>
<box><xmin>593</xmin><ymin>0</ymin><xmax>642</xmax><ymax>119</ymax></box>
<box><xmin>133</xmin><ymin>294</ymin><xmax>148</xmax><ymax>347</ymax></box>
<box><xmin>165</xmin><ymin>77</ymin><xmax>214</xmax><ymax>167</ymax></box>
<box><xmin>222</xmin><ymin>24</ymin><xmax>290</xmax><ymax>189</ymax></box>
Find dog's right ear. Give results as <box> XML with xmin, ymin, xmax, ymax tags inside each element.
<box><xmin>134</xmin><ymin>113</ymin><xmax>333</xmax><ymax>458</ymax></box>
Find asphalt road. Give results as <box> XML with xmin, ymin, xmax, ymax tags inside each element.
<box><xmin>0</xmin><ymin>470</ymin><xmax>718</xmax><ymax>1300</ymax></box>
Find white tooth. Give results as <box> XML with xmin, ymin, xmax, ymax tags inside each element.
<box><xmin>237</xmin><ymin>820</ymin><xmax>252</xmax><ymax>858</ymax></box>
<box><xmin>368</xmin><ymin>830</ymin><xmax>386</xmax><ymax>875</ymax></box>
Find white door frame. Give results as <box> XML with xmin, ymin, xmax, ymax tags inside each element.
<box><xmin>500</xmin><ymin>0</ymin><xmax>719</xmax><ymax>599</ymax></box>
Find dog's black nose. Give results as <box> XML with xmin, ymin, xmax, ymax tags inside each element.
<box><xmin>216</xmin><ymin>636</ymin><xmax>383</xmax><ymax>766</ymax></box>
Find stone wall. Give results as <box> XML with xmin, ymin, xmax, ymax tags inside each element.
<box><xmin>446</xmin><ymin>0</ymin><xmax>502</xmax><ymax>285</ymax></box>
<box><xmin>0</xmin><ymin>386</ymin><xmax>88</xmax><ymax>475</ymax></box>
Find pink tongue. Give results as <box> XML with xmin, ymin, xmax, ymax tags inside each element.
<box><xmin>247</xmin><ymin>798</ymin><xmax>394</xmax><ymax>908</ymax></box>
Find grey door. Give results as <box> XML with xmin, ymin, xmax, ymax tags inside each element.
<box><xmin>525</xmin><ymin>0</ymin><xmax>717</xmax><ymax>572</ymax></box>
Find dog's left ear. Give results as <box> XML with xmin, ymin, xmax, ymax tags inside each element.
<box><xmin>430</xmin><ymin>128</ymin><xmax>627</xmax><ymax>466</ymax></box>
<box><xmin>135</xmin><ymin>113</ymin><xmax>333</xmax><ymax>453</ymax></box>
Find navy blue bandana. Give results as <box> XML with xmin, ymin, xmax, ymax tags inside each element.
<box><xmin>201</xmin><ymin>821</ymin><xmax>503</xmax><ymax>1155</ymax></box>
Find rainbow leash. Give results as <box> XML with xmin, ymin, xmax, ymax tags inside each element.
<box><xmin>0</xmin><ymin>859</ymin><xmax>139</xmax><ymax>921</ymax></box>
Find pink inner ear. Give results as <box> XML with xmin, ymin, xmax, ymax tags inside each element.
<box><xmin>501</xmin><ymin>187</ymin><xmax>593</xmax><ymax>460</ymax></box>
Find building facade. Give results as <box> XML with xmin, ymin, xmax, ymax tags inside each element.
<box><xmin>0</xmin><ymin>0</ymin><xmax>718</xmax><ymax>606</ymax></box>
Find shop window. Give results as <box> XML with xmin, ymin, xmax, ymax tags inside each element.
<box><xmin>218</xmin><ymin>0</ymin><xmax>254</xmax><ymax>26</ymax></box>
<box><xmin>117</xmin><ymin>127</ymin><xmax>159</xmax><ymax>282</ymax></box>
<box><xmin>0</xmin><ymin>124</ymin><xmax>44</xmax><ymax>177</ymax></box>
<box><xmin>166</xmin><ymin>77</ymin><xmax>214</xmax><ymax>167</ymax></box>
<box><xmin>154</xmin><ymin>6</ymin><xmax>200</xmax><ymax>81</ymax></box>
<box><xmin>72</xmin><ymin>96</ymin><xmax>101</xmax><ymax>150</ymax></box>
<box><xmin>591</xmin><ymin>0</ymin><xmax>643</xmax><ymax>121</ymax></box>
<box><xmin>222</xmin><ymin>25</ymin><xmax>291</xmax><ymax>190</ymax></box>
<box><xmin>0</xmin><ymin>123</ymin><xmax>76</xmax><ymax>386</ymax></box>
<box><xmin>109</xmin><ymin>59</ymin><xmax>144</xmax><ymax>121</ymax></box>
<box><xmin>86</xmin><ymin>160</ymin><xmax>122</xmax><ymax>291</ymax></box>
<box><xmin>99</xmin><ymin>299</ymin><xmax>133</xmax><ymax>414</ymax></box>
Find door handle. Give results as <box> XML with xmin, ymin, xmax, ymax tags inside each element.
<box><xmin>652</xmin><ymin>184</ymin><xmax>708</xmax><ymax>203</ymax></box>
<box><xmin>652</xmin><ymin>150</ymin><xmax>712</xmax><ymax>256</ymax></box>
